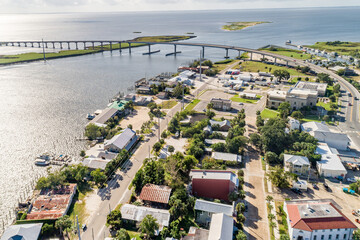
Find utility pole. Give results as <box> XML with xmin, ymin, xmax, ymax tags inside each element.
<box><xmin>76</xmin><ymin>215</ymin><xmax>81</xmax><ymax>240</ymax></box>
<box><xmin>42</xmin><ymin>38</ymin><xmax>46</xmax><ymax>62</ymax></box>
<box><xmin>158</xmin><ymin>113</ymin><xmax>160</xmax><ymax>141</ymax></box>
<box><xmin>199</xmin><ymin>50</ymin><xmax>203</xmax><ymax>82</ymax></box>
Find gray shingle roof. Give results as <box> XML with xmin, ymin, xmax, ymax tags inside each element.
<box><xmin>1</xmin><ymin>223</ymin><xmax>43</xmax><ymax>240</ymax></box>
<box><xmin>284</xmin><ymin>154</ymin><xmax>310</xmax><ymax>166</ymax></box>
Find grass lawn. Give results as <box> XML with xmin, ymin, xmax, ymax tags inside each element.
<box><xmin>160</xmin><ymin>100</ymin><xmax>178</xmax><ymax>109</ymax></box>
<box><xmin>261</xmin><ymin>47</ymin><xmax>312</xmax><ymax>60</ymax></box>
<box><xmin>185</xmin><ymin>99</ymin><xmax>200</xmax><ymax>111</ymax></box>
<box><xmin>239</xmin><ymin>61</ymin><xmax>310</xmax><ymax>77</ymax></box>
<box><xmin>128</xmin><ymin>231</ymin><xmax>142</xmax><ymax>240</ymax></box>
<box><xmin>305</xmin><ymin>41</ymin><xmax>360</xmax><ymax>56</ymax></box>
<box><xmin>261</xmin><ymin>108</ymin><xmax>279</xmax><ymax>119</ymax></box>
<box><xmin>275</xmin><ymin>201</ymin><xmax>289</xmax><ymax>237</ymax></box>
<box><xmin>230</xmin><ymin>95</ymin><xmax>261</xmax><ymax>103</ymax></box>
<box><xmin>213</xmin><ymin>59</ymin><xmax>238</xmax><ymax>72</ymax></box>
<box><xmin>68</xmin><ymin>183</ymin><xmax>93</xmax><ymax>226</ymax></box>
<box><xmin>301</xmin><ymin>114</ymin><xmax>335</xmax><ymax>125</ymax></box>
<box><xmin>316</xmin><ymin>101</ymin><xmax>332</xmax><ymax>111</ymax></box>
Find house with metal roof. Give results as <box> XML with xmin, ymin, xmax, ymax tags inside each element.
<box><xmin>89</xmin><ymin>107</ymin><xmax>119</xmax><ymax>128</ymax></box>
<box><xmin>301</xmin><ymin>122</ymin><xmax>350</xmax><ymax>150</ymax></box>
<box><xmin>284</xmin><ymin>154</ymin><xmax>310</xmax><ymax>176</ymax></box>
<box><xmin>1</xmin><ymin>223</ymin><xmax>43</xmax><ymax>240</ymax></box>
<box><xmin>209</xmin><ymin>119</ymin><xmax>231</xmax><ymax>131</ymax></box>
<box><xmin>315</xmin><ymin>143</ymin><xmax>347</xmax><ymax>178</ymax></box>
<box><xmin>190</xmin><ymin>170</ymin><xmax>239</xmax><ymax>202</ymax></box>
<box><xmin>139</xmin><ymin>184</ymin><xmax>172</xmax><ymax>206</ymax></box>
<box><xmin>194</xmin><ymin>199</ymin><xmax>234</xmax><ymax>227</ymax></box>
<box><xmin>120</xmin><ymin>204</ymin><xmax>170</xmax><ymax>234</ymax></box>
<box><xmin>208</xmin><ymin>213</ymin><xmax>234</xmax><ymax>240</ymax></box>
<box><xmin>211</xmin><ymin>152</ymin><xmax>241</xmax><ymax>163</ymax></box>
<box><xmin>104</xmin><ymin>128</ymin><xmax>138</xmax><ymax>153</ymax></box>
<box><xmin>284</xmin><ymin>199</ymin><xmax>357</xmax><ymax>240</ymax></box>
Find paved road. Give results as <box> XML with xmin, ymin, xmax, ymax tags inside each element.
<box><xmin>81</xmin><ymin>76</ymin><xmax>215</xmax><ymax>240</ymax></box>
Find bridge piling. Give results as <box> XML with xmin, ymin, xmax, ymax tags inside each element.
<box><xmin>110</xmin><ymin>42</ymin><xmax>112</xmax><ymax>51</ymax></box>
<box><xmin>238</xmin><ymin>50</ymin><xmax>241</xmax><ymax>58</ymax></box>
<box><xmin>67</xmin><ymin>42</ymin><xmax>70</xmax><ymax>50</ymax></box>
<box><xmin>129</xmin><ymin>43</ymin><xmax>131</xmax><ymax>54</ymax></box>
<box><xmin>174</xmin><ymin>44</ymin><xmax>177</xmax><ymax>55</ymax></box>
<box><xmin>225</xmin><ymin>49</ymin><xmax>229</xmax><ymax>59</ymax></box>
<box><xmin>83</xmin><ymin>42</ymin><xmax>86</xmax><ymax>50</ymax></box>
<box><xmin>45</xmin><ymin>42</ymin><xmax>48</xmax><ymax>48</ymax></box>
<box><xmin>250</xmin><ymin>52</ymin><xmax>253</xmax><ymax>61</ymax></box>
<box><xmin>148</xmin><ymin>44</ymin><xmax>151</xmax><ymax>54</ymax></box>
<box><xmin>31</xmin><ymin>42</ymin><xmax>34</xmax><ymax>47</ymax></box>
<box><xmin>92</xmin><ymin>42</ymin><xmax>94</xmax><ymax>50</ymax></box>
<box><xmin>24</xmin><ymin>43</ymin><xmax>27</xmax><ymax>47</ymax></box>
<box><xmin>75</xmin><ymin>42</ymin><xmax>78</xmax><ymax>50</ymax></box>
<box><xmin>119</xmin><ymin>42</ymin><xmax>122</xmax><ymax>53</ymax></box>
<box><xmin>100</xmin><ymin>42</ymin><xmax>103</xmax><ymax>51</ymax></box>
<box><xmin>60</xmin><ymin>42</ymin><xmax>63</xmax><ymax>49</ymax></box>
<box><xmin>202</xmin><ymin>46</ymin><xmax>205</xmax><ymax>59</ymax></box>
<box><xmin>18</xmin><ymin>42</ymin><xmax>20</xmax><ymax>47</ymax></box>
<box><xmin>52</xmin><ymin>42</ymin><xmax>55</xmax><ymax>48</ymax></box>
<box><xmin>274</xmin><ymin>57</ymin><xmax>277</xmax><ymax>64</ymax></box>
<box><xmin>12</xmin><ymin>42</ymin><xmax>14</xmax><ymax>46</ymax></box>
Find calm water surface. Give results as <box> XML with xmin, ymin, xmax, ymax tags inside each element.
<box><xmin>0</xmin><ymin>7</ymin><xmax>359</xmax><ymax>224</ymax></box>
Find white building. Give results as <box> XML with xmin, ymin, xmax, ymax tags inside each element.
<box><xmin>104</xmin><ymin>128</ymin><xmax>138</xmax><ymax>153</ymax></box>
<box><xmin>315</xmin><ymin>143</ymin><xmax>347</xmax><ymax>178</ymax></box>
<box><xmin>301</xmin><ymin>122</ymin><xmax>350</xmax><ymax>151</ymax></box>
<box><xmin>292</xmin><ymin>180</ymin><xmax>308</xmax><ymax>190</ymax></box>
<box><xmin>208</xmin><ymin>213</ymin><xmax>234</xmax><ymax>240</ymax></box>
<box><xmin>289</xmin><ymin>118</ymin><xmax>300</xmax><ymax>130</ymax></box>
<box><xmin>284</xmin><ymin>154</ymin><xmax>310</xmax><ymax>176</ymax></box>
<box><xmin>285</xmin><ymin>199</ymin><xmax>357</xmax><ymax>240</ymax></box>
<box><xmin>294</xmin><ymin>81</ymin><xmax>328</xmax><ymax>97</ymax></box>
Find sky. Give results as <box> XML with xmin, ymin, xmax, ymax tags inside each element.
<box><xmin>1</xmin><ymin>0</ymin><xmax>360</xmax><ymax>13</ymax></box>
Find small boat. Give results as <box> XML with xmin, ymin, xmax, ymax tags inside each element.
<box><xmin>34</xmin><ymin>153</ymin><xmax>52</xmax><ymax>166</ymax></box>
<box><xmin>86</xmin><ymin>113</ymin><xmax>95</xmax><ymax>120</ymax></box>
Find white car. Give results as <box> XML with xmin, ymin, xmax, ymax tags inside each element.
<box><xmin>347</xmin><ymin>178</ymin><xmax>357</xmax><ymax>183</ymax></box>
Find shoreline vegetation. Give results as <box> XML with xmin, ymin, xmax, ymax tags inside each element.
<box><xmin>305</xmin><ymin>41</ymin><xmax>360</xmax><ymax>58</ymax></box>
<box><xmin>0</xmin><ymin>35</ymin><xmax>196</xmax><ymax>66</ymax></box>
<box><xmin>222</xmin><ymin>21</ymin><xmax>271</xmax><ymax>31</ymax></box>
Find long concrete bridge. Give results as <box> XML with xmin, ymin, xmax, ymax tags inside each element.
<box><xmin>0</xmin><ymin>40</ymin><xmax>295</xmax><ymax>64</ymax></box>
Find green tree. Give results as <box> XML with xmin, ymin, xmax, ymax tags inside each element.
<box><xmin>55</xmin><ymin>215</ymin><xmax>73</xmax><ymax>236</ymax></box>
<box><xmin>265</xmin><ymin>151</ymin><xmax>279</xmax><ymax>164</ymax></box>
<box><xmin>317</xmin><ymin>73</ymin><xmax>333</xmax><ymax>85</ymax></box>
<box><xmin>266</xmin><ymin>195</ymin><xmax>274</xmax><ymax>203</ymax></box>
<box><xmin>116</xmin><ymin>228</ymin><xmax>130</xmax><ymax>240</ymax></box>
<box><xmin>273</xmin><ymin>69</ymin><xmax>290</xmax><ymax>82</ymax></box>
<box><xmin>228</xmin><ymin>191</ymin><xmax>239</xmax><ymax>201</ymax></box>
<box><xmin>236</xmin><ymin>230</ymin><xmax>247</xmax><ymax>240</ymax></box>
<box><xmin>41</xmin><ymin>223</ymin><xmax>55</xmax><ymax>236</ymax></box>
<box><xmin>261</xmin><ymin>118</ymin><xmax>288</xmax><ymax>154</ymax></box>
<box><xmin>268</xmin><ymin>213</ymin><xmax>276</xmax><ymax>221</ymax></box>
<box><xmin>173</xmin><ymin>83</ymin><xmax>185</xmax><ymax>99</ymax></box>
<box><xmin>169</xmin><ymin>199</ymin><xmax>187</xmax><ymax>220</ymax></box>
<box><xmin>278</xmin><ymin>102</ymin><xmax>291</xmax><ymax>119</ymax></box>
<box><xmin>266</xmin><ymin>166</ymin><xmax>291</xmax><ymax>188</ymax></box>
<box><xmin>139</xmin><ymin>215</ymin><xmax>159</xmax><ymax>240</ymax></box>
<box><xmin>91</xmin><ymin>169</ymin><xmax>107</xmax><ymax>186</ymax></box>
<box><xmin>85</xmin><ymin>123</ymin><xmax>101</xmax><ymax>140</ymax></box>
<box><xmin>212</xmin><ymin>142</ymin><xmax>227</xmax><ymax>152</ymax></box>
<box><xmin>227</xmin><ymin>136</ymin><xmax>248</xmax><ymax>154</ymax></box>
<box><xmin>206</xmin><ymin>109</ymin><xmax>215</xmax><ymax>119</ymax></box>
<box><xmin>280</xmin><ymin>235</ymin><xmax>290</xmax><ymax>240</ymax></box>
<box><xmin>80</xmin><ymin>150</ymin><xmax>86</xmax><ymax>157</ymax></box>
<box><xmin>256</xmin><ymin>115</ymin><xmax>264</xmax><ymax>128</ymax></box>
<box><xmin>106</xmin><ymin>210</ymin><xmax>122</xmax><ymax>231</ymax></box>
<box><xmin>249</xmin><ymin>133</ymin><xmax>261</xmax><ymax>148</ymax></box>
<box><xmin>168</xmin><ymin>145</ymin><xmax>175</xmax><ymax>154</ymax></box>
<box><xmin>237</xmin><ymin>213</ymin><xmax>246</xmax><ymax>224</ymax></box>
<box><xmin>236</xmin><ymin>202</ymin><xmax>246</xmax><ymax>214</ymax></box>
<box><xmin>353</xmin><ymin>229</ymin><xmax>360</xmax><ymax>240</ymax></box>
<box><xmin>333</xmin><ymin>83</ymin><xmax>341</xmax><ymax>93</ymax></box>
<box><xmin>153</xmin><ymin>142</ymin><xmax>162</xmax><ymax>152</ymax></box>
<box><xmin>291</xmin><ymin>111</ymin><xmax>303</xmax><ymax>120</ymax></box>
<box><xmin>323</xmin><ymin>115</ymin><xmax>330</xmax><ymax>122</ymax></box>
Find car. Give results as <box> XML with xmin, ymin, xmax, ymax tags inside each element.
<box><xmin>82</xmin><ymin>224</ymin><xmax>87</xmax><ymax>231</ymax></box>
<box><xmin>323</xmin><ymin>182</ymin><xmax>331</xmax><ymax>191</ymax></box>
<box><xmin>347</xmin><ymin>177</ymin><xmax>357</xmax><ymax>183</ymax></box>
<box><xmin>355</xmin><ymin>97</ymin><xmax>359</xmax><ymax>100</ymax></box>
<box><xmin>291</xmin><ymin>189</ymin><xmax>303</xmax><ymax>195</ymax></box>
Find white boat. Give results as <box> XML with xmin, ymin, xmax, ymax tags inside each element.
<box><xmin>86</xmin><ymin>113</ymin><xmax>95</xmax><ymax>120</ymax></box>
<box><xmin>34</xmin><ymin>153</ymin><xmax>52</xmax><ymax>166</ymax></box>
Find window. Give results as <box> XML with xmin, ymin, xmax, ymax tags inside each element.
<box><xmin>321</xmin><ymin>235</ymin><xmax>324</xmax><ymax>240</ymax></box>
<box><xmin>329</xmin><ymin>235</ymin><xmax>332</xmax><ymax>240</ymax></box>
<box><xmin>314</xmin><ymin>236</ymin><xmax>317</xmax><ymax>240</ymax></box>
<box><xmin>336</xmin><ymin>234</ymin><xmax>339</xmax><ymax>239</ymax></box>
<box><xmin>343</xmin><ymin>234</ymin><xmax>347</xmax><ymax>239</ymax></box>
<box><xmin>330</xmin><ymin>229</ymin><xmax>333</xmax><ymax>232</ymax></box>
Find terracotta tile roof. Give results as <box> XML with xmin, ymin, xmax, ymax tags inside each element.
<box><xmin>139</xmin><ymin>184</ymin><xmax>172</xmax><ymax>204</ymax></box>
<box><xmin>286</xmin><ymin>200</ymin><xmax>357</xmax><ymax>231</ymax></box>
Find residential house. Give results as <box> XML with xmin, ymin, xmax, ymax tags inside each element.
<box><xmin>124</xmin><ymin>93</ymin><xmax>136</xmax><ymax>101</ymax></box>
<box><xmin>1</xmin><ymin>223</ymin><xmax>43</xmax><ymax>240</ymax></box>
<box><xmin>289</xmin><ymin>118</ymin><xmax>300</xmax><ymax>130</ymax></box>
<box><xmin>284</xmin><ymin>199</ymin><xmax>357</xmax><ymax>240</ymax></box>
<box><xmin>139</xmin><ymin>184</ymin><xmax>172</xmax><ymax>207</ymax></box>
<box><xmin>208</xmin><ymin>213</ymin><xmax>234</xmax><ymax>240</ymax></box>
<box><xmin>27</xmin><ymin>184</ymin><xmax>77</xmax><ymax>220</ymax></box>
<box><xmin>204</xmin><ymin>139</ymin><xmax>226</xmax><ymax>146</ymax></box>
<box><xmin>82</xmin><ymin>158</ymin><xmax>109</xmax><ymax>170</ymax></box>
<box><xmin>209</xmin><ymin>119</ymin><xmax>231</xmax><ymax>132</ymax></box>
<box><xmin>121</xmin><ymin>204</ymin><xmax>170</xmax><ymax>234</ymax></box>
<box><xmin>156</xmin><ymin>92</ymin><xmax>168</xmax><ymax>99</ymax></box>
<box><xmin>211</xmin><ymin>152</ymin><xmax>242</xmax><ymax>163</ymax></box>
<box><xmin>136</xmin><ymin>86</ymin><xmax>151</xmax><ymax>94</ymax></box>
<box><xmin>104</xmin><ymin>128</ymin><xmax>138</xmax><ymax>153</ymax></box>
<box><xmin>302</xmin><ymin>122</ymin><xmax>350</xmax><ymax>150</ymax></box>
<box><xmin>89</xmin><ymin>107</ymin><xmax>119</xmax><ymax>128</ymax></box>
<box><xmin>316</xmin><ymin>143</ymin><xmax>347</xmax><ymax>178</ymax></box>
<box><xmin>194</xmin><ymin>199</ymin><xmax>234</xmax><ymax>227</ymax></box>
<box><xmin>190</xmin><ymin>170</ymin><xmax>239</xmax><ymax>201</ymax></box>
<box><xmin>284</xmin><ymin>154</ymin><xmax>310</xmax><ymax>176</ymax></box>
<box><xmin>210</xmin><ymin>98</ymin><xmax>232</xmax><ymax>111</ymax></box>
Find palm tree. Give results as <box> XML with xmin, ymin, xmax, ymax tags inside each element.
<box><xmin>139</xmin><ymin>215</ymin><xmax>159</xmax><ymax>240</ymax></box>
<box><xmin>268</xmin><ymin>213</ymin><xmax>276</xmax><ymax>221</ymax></box>
<box><xmin>266</xmin><ymin>195</ymin><xmax>273</xmax><ymax>203</ymax></box>
<box><xmin>55</xmin><ymin>215</ymin><xmax>73</xmax><ymax>237</ymax></box>
<box><xmin>269</xmin><ymin>221</ymin><xmax>277</xmax><ymax>229</ymax></box>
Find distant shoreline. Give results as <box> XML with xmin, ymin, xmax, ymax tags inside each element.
<box><xmin>0</xmin><ymin>35</ymin><xmax>196</xmax><ymax>66</ymax></box>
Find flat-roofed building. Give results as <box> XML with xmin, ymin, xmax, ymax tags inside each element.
<box><xmin>266</xmin><ymin>88</ymin><xmax>318</xmax><ymax>110</ymax></box>
<box><xmin>266</xmin><ymin>90</ymin><xmax>287</xmax><ymax>109</ymax></box>
<box><xmin>194</xmin><ymin>199</ymin><xmax>234</xmax><ymax>227</ymax></box>
<box><xmin>210</xmin><ymin>98</ymin><xmax>232</xmax><ymax>111</ymax></box>
<box><xmin>316</xmin><ymin>143</ymin><xmax>347</xmax><ymax>178</ymax></box>
<box><xmin>284</xmin><ymin>199</ymin><xmax>357</xmax><ymax>240</ymax></box>
<box><xmin>294</xmin><ymin>81</ymin><xmax>328</xmax><ymax>96</ymax></box>
<box><xmin>190</xmin><ymin>170</ymin><xmax>239</xmax><ymax>201</ymax></box>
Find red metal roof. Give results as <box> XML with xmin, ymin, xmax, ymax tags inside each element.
<box><xmin>286</xmin><ymin>201</ymin><xmax>357</xmax><ymax>231</ymax></box>
<box><xmin>139</xmin><ymin>184</ymin><xmax>172</xmax><ymax>204</ymax></box>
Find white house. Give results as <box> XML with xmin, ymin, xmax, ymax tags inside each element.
<box><xmin>284</xmin><ymin>154</ymin><xmax>310</xmax><ymax>176</ymax></box>
<box><xmin>292</xmin><ymin>180</ymin><xmax>308</xmax><ymax>190</ymax></box>
<box><xmin>104</xmin><ymin>128</ymin><xmax>138</xmax><ymax>153</ymax></box>
<box><xmin>301</xmin><ymin>122</ymin><xmax>350</xmax><ymax>150</ymax></box>
<box><xmin>284</xmin><ymin>199</ymin><xmax>357</xmax><ymax>240</ymax></box>
<box><xmin>315</xmin><ymin>143</ymin><xmax>347</xmax><ymax>178</ymax></box>
<box><xmin>208</xmin><ymin>213</ymin><xmax>234</xmax><ymax>240</ymax></box>
<box><xmin>289</xmin><ymin>118</ymin><xmax>300</xmax><ymax>130</ymax></box>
